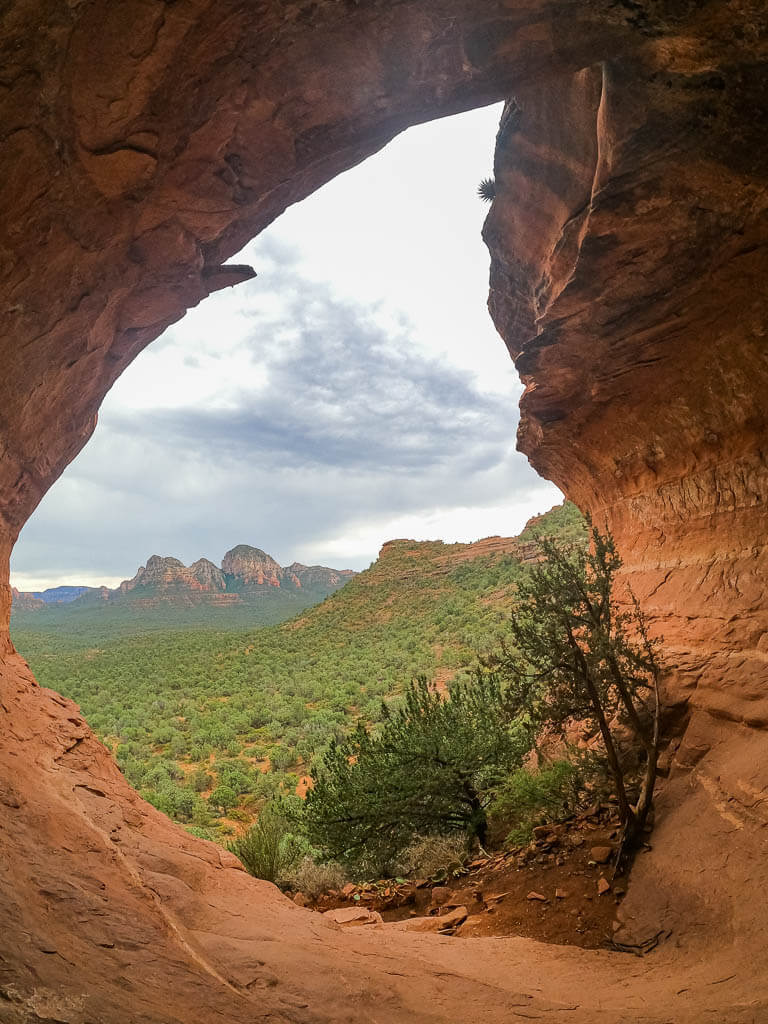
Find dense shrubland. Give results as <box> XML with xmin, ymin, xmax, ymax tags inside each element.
<box><xmin>12</xmin><ymin>503</ymin><xmax>588</xmax><ymax>840</ymax></box>
<box><xmin>292</xmin><ymin>517</ymin><xmax>661</xmax><ymax>880</ymax></box>
<box><xmin>16</xmin><ymin>503</ymin><xmax>658</xmax><ymax>888</ymax></box>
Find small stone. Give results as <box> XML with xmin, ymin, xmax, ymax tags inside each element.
<box><xmin>555</xmin><ymin>888</ymin><xmax>568</xmax><ymax>900</ymax></box>
<box><xmin>341</xmin><ymin>882</ymin><xmax>357</xmax><ymax>897</ymax></box>
<box><xmin>395</xmin><ymin>905</ymin><xmax>468</xmax><ymax>933</ymax></box>
<box><xmin>590</xmin><ymin>846</ymin><xmax>613</xmax><ymax>864</ymax></box>
<box><xmin>323</xmin><ymin>906</ymin><xmax>383</xmax><ymax>927</ymax></box>
<box><xmin>597</xmin><ymin>877</ymin><xmax>612</xmax><ymax>896</ymax></box>
<box><xmin>430</xmin><ymin>885</ymin><xmax>451</xmax><ymax>906</ymax></box>
<box><xmin>293</xmin><ymin>892</ymin><xmax>309</xmax><ymax>907</ymax></box>
<box><xmin>526</xmin><ymin>891</ymin><xmax>548</xmax><ymax>902</ymax></box>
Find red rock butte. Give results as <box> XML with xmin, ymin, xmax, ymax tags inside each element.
<box><xmin>1</xmin><ymin>2</ymin><xmax>766</xmax><ymax>1021</ymax></box>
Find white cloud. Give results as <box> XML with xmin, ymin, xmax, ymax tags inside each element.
<box><xmin>11</xmin><ymin>105</ymin><xmax>561</xmax><ymax>589</ymax></box>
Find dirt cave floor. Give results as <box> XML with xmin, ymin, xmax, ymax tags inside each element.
<box><xmin>296</xmin><ymin>804</ymin><xmax>638</xmax><ymax>949</ymax></box>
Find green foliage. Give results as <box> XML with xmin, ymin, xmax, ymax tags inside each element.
<box><xmin>497</xmin><ymin>519</ymin><xmax>662</xmax><ymax>844</ymax></box>
<box><xmin>11</xmin><ymin>503</ymin><xmax>587</xmax><ymax>838</ymax></box>
<box><xmin>488</xmin><ymin>761</ymin><xmax>582</xmax><ymax>846</ymax></box>
<box><xmin>227</xmin><ymin>802</ymin><xmax>306</xmax><ymax>884</ymax></box>
<box><xmin>302</xmin><ymin>673</ymin><xmax>532</xmax><ymax>876</ymax></box>
<box><xmin>209</xmin><ymin>784</ymin><xmax>238</xmax><ymax>813</ymax></box>
<box><xmin>477</xmin><ymin>177</ymin><xmax>496</xmax><ymax>202</ymax></box>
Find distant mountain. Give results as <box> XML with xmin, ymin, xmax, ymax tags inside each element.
<box><xmin>11</xmin><ymin>588</ymin><xmax>47</xmax><ymax>612</ymax></box>
<box><xmin>11</xmin><ymin>585</ymin><xmax>96</xmax><ymax>610</ymax></box>
<box><xmin>11</xmin><ymin>545</ymin><xmax>357</xmax><ymax>615</ymax></box>
<box><xmin>33</xmin><ymin>585</ymin><xmax>94</xmax><ymax>604</ymax></box>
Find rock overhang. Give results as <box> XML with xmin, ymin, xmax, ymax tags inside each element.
<box><xmin>1</xmin><ymin>0</ymin><xmax>768</xmax><ymax>1018</ymax></box>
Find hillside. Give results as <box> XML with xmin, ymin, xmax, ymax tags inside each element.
<box><xmin>12</xmin><ymin>502</ymin><xmax>585</xmax><ymax>837</ymax></box>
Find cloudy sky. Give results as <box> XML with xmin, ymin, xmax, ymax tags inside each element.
<box><xmin>11</xmin><ymin>104</ymin><xmax>560</xmax><ymax>591</ymax></box>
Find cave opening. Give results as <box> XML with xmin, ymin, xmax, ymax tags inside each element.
<box><xmin>10</xmin><ymin>104</ymin><xmax>558</xmax><ymax>600</ymax></box>
<box><xmin>8</xmin><ymin>104</ymin><xmax>579</xmax><ymax>946</ymax></box>
<box><xmin>2</xmin><ymin>0</ymin><xmax>768</xmax><ymax>1016</ymax></box>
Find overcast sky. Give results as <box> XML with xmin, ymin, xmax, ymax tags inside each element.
<box><xmin>11</xmin><ymin>104</ymin><xmax>560</xmax><ymax>591</ymax></box>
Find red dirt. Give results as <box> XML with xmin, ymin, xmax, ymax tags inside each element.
<box><xmin>300</xmin><ymin>806</ymin><xmax>632</xmax><ymax>950</ymax></box>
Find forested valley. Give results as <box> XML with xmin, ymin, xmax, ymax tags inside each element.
<box><xmin>12</xmin><ymin>503</ymin><xmax>585</xmax><ymax>842</ymax></box>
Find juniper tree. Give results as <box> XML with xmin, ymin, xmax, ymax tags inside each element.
<box><xmin>499</xmin><ymin>522</ymin><xmax>662</xmax><ymax>858</ymax></box>
<box><xmin>302</xmin><ymin>674</ymin><xmax>531</xmax><ymax>875</ymax></box>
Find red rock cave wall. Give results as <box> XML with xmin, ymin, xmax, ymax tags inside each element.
<box><xmin>1</xmin><ymin>2</ymin><xmax>768</xmax><ymax>1020</ymax></box>
<box><xmin>483</xmin><ymin>40</ymin><xmax>768</xmax><ymax>725</ymax></box>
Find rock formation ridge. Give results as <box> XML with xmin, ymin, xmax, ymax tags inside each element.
<box><xmin>12</xmin><ymin>546</ymin><xmax>355</xmax><ymax>611</ymax></box>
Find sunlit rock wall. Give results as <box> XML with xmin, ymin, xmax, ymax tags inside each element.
<box><xmin>484</xmin><ymin>32</ymin><xmax>768</xmax><ymax>725</ymax></box>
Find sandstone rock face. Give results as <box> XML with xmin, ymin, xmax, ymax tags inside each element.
<box><xmin>1</xmin><ymin>0</ymin><xmax>768</xmax><ymax>1020</ymax></box>
<box><xmin>222</xmin><ymin>544</ymin><xmax>283</xmax><ymax>587</ymax></box>
<box><xmin>120</xmin><ymin>554</ymin><xmax>198</xmax><ymax>594</ymax></box>
<box><xmin>285</xmin><ymin>562</ymin><xmax>357</xmax><ymax>590</ymax></box>
<box><xmin>9</xmin><ymin>587</ymin><xmax>45</xmax><ymax>612</ymax></box>
<box><xmin>483</xmin><ymin>38</ymin><xmax>768</xmax><ymax>725</ymax></box>
<box><xmin>190</xmin><ymin>557</ymin><xmax>227</xmax><ymax>591</ymax></box>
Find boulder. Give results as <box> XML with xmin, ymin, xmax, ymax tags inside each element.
<box><xmin>391</xmin><ymin>906</ymin><xmax>468</xmax><ymax>933</ymax></box>
<box><xmin>323</xmin><ymin>907</ymin><xmax>383</xmax><ymax>927</ymax></box>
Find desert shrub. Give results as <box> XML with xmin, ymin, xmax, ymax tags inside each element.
<box><xmin>284</xmin><ymin>856</ymin><xmax>347</xmax><ymax>897</ymax></box>
<box><xmin>184</xmin><ymin>824</ymin><xmax>218</xmax><ymax>842</ymax></box>
<box><xmin>303</xmin><ymin>673</ymin><xmax>532</xmax><ymax>875</ymax></box>
<box><xmin>395</xmin><ymin>834</ymin><xmax>469</xmax><ymax>880</ymax></box>
<box><xmin>227</xmin><ymin>801</ymin><xmax>305</xmax><ymax>883</ymax></box>
<box><xmin>487</xmin><ymin>760</ymin><xmax>582</xmax><ymax>846</ymax></box>
<box><xmin>208</xmin><ymin>784</ymin><xmax>238</xmax><ymax>813</ymax></box>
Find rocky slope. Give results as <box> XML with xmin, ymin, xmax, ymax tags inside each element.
<box><xmin>0</xmin><ymin>0</ymin><xmax>767</xmax><ymax>1020</ymax></box>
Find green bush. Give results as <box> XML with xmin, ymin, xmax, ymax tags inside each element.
<box><xmin>488</xmin><ymin>761</ymin><xmax>582</xmax><ymax>846</ymax></box>
<box><xmin>227</xmin><ymin>802</ymin><xmax>305</xmax><ymax>884</ymax></box>
<box><xmin>209</xmin><ymin>784</ymin><xmax>238</xmax><ymax>813</ymax></box>
<box><xmin>302</xmin><ymin>673</ymin><xmax>532</xmax><ymax>876</ymax></box>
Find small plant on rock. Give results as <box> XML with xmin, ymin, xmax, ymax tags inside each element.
<box><xmin>477</xmin><ymin>177</ymin><xmax>496</xmax><ymax>202</ymax></box>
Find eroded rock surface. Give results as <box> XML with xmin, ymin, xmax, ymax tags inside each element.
<box><xmin>2</xmin><ymin>650</ymin><xmax>766</xmax><ymax>1021</ymax></box>
<box><xmin>1</xmin><ymin>0</ymin><xmax>767</xmax><ymax>1019</ymax></box>
<box><xmin>483</xmin><ymin>29</ymin><xmax>768</xmax><ymax>724</ymax></box>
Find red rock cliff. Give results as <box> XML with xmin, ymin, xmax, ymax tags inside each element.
<box><xmin>483</xmin><ymin>54</ymin><xmax>768</xmax><ymax>726</ymax></box>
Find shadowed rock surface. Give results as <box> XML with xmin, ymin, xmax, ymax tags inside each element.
<box><xmin>1</xmin><ymin>0</ymin><xmax>767</xmax><ymax>1019</ymax></box>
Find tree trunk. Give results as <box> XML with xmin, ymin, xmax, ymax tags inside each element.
<box><xmin>566</xmin><ymin>629</ymin><xmax>635</xmax><ymax>830</ymax></box>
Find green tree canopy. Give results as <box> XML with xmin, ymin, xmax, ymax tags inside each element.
<box><xmin>302</xmin><ymin>673</ymin><xmax>531</xmax><ymax>875</ymax></box>
<box><xmin>496</xmin><ymin>521</ymin><xmax>662</xmax><ymax>856</ymax></box>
